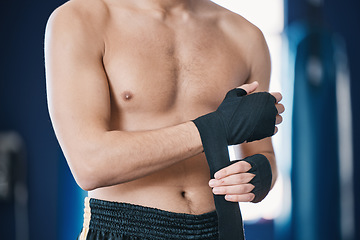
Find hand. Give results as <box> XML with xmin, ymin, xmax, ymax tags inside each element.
<box><xmin>239</xmin><ymin>81</ymin><xmax>285</xmax><ymax>135</ymax></box>
<box><xmin>193</xmin><ymin>81</ymin><xmax>279</xmax><ymax>146</ymax></box>
<box><xmin>271</xmin><ymin>92</ymin><xmax>284</xmax><ymax>134</ymax></box>
<box><xmin>209</xmin><ymin>161</ymin><xmax>256</xmax><ymax>202</ymax></box>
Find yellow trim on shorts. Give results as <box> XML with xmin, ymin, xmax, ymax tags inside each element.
<box><xmin>79</xmin><ymin>197</ymin><xmax>91</xmax><ymax>240</ymax></box>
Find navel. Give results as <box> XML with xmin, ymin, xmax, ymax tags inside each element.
<box><xmin>180</xmin><ymin>191</ymin><xmax>186</xmax><ymax>198</ymax></box>
<box><xmin>122</xmin><ymin>91</ymin><xmax>133</xmax><ymax>101</ymax></box>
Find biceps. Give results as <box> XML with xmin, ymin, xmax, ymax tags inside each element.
<box><xmin>45</xmin><ymin>11</ymin><xmax>110</xmax><ymax>136</ymax></box>
<box><xmin>245</xmin><ymin>34</ymin><xmax>271</xmax><ymax>91</ymax></box>
<box><xmin>46</xmin><ymin>50</ymin><xmax>111</xmax><ymax>148</ymax></box>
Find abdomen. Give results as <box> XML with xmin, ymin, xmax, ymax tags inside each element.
<box><xmin>88</xmin><ymin>153</ymin><xmax>216</xmax><ymax>215</ymax></box>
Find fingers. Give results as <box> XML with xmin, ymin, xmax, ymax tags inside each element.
<box><xmin>210</xmin><ymin>161</ymin><xmax>255</xmax><ymax>203</ymax></box>
<box><xmin>276</xmin><ymin>103</ymin><xmax>285</xmax><ymax>114</ymax></box>
<box><xmin>212</xmin><ymin>184</ymin><xmax>254</xmax><ymax>195</ymax></box>
<box><xmin>213</xmin><ymin>161</ymin><xmax>252</xmax><ymax>180</ymax></box>
<box><xmin>271</xmin><ymin>94</ymin><xmax>284</xmax><ymax>133</ymax></box>
<box><xmin>225</xmin><ymin>193</ymin><xmax>255</xmax><ymax>202</ymax></box>
<box><xmin>209</xmin><ymin>176</ymin><xmax>256</xmax><ymax>202</ymax></box>
<box><xmin>274</xmin><ymin>126</ymin><xmax>278</xmax><ymax>135</ymax></box>
<box><xmin>209</xmin><ymin>173</ymin><xmax>255</xmax><ymax>187</ymax></box>
<box><xmin>270</xmin><ymin>92</ymin><xmax>282</xmax><ymax>103</ymax></box>
<box><xmin>274</xmin><ymin>101</ymin><xmax>285</xmax><ymax>132</ymax></box>
<box><xmin>237</xmin><ymin>81</ymin><xmax>259</xmax><ymax>95</ymax></box>
<box><xmin>210</xmin><ymin>161</ymin><xmax>257</xmax><ymax>203</ymax></box>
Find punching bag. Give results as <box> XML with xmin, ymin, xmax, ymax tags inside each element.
<box><xmin>0</xmin><ymin>132</ymin><xmax>29</xmax><ymax>240</ymax></box>
<box><xmin>290</xmin><ymin>1</ymin><xmax>354</xmax><ymax>240</ymax></box>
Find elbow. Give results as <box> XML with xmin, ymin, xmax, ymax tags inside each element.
<box><xmin>75</xmin><ymin>166</ymin><xmax>130</xmax><ymax>191</ymax></box>
<box><xmin>75</xmin><ymin>175</ymin><xmax>98</xmax><ymax>192</ymax></box>
<box><xmin>77</xmin><ymin>181</ymin><xmax>96</xmax><ymax>192</ymax></box>
<box><xmin>67</xmin><ymin>150</ymin><xmax>108</xmax><ymax>191</ymax></box>
<box><xmin>57</xmin><ymin>130</ymin><xmax>131</xmax><ymax>190</ymax></box>
<box><xmin>72</xmin><ymin>162</ymin><xmax>102</xmax><ymax>191</ymax></box>
<box><xmin>63</xmin><ymin>135</ymin><xmax>133</xmax><ymax>191</ymax></box>
<box><xmin>69</xmin><ymin>153</ymin><xmax>130</xmax><ymax>191</ymax></box>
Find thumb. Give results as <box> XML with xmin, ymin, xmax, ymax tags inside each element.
<box><xmin>237</xmin><ymin>81</ymin><xmax>259</xmax><ymax>95</ymax></box>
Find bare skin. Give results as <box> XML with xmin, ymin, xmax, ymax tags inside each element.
<box><xmin>45</xmin><ymin>0</ymin><xmax>284</xmax><ymax>215</ymax></box>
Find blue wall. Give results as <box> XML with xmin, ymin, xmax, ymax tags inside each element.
<box><xmin>0</xmin><ymin>0</ymin><xmax>84</xmax><ymax>239</ymax></box>
<box><xmin>287</xmin><ymin>0</ymin><xmax>360</xmax><ymax>239</ymax></box>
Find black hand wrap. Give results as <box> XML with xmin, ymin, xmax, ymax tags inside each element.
<box><xmin>192</xmin><ymin>88</ymin><xmax>277</xmax><ymax>240</ymax></box>
<box><xmin>193</xmin><ymin>88</ymin><xmax>277</xmax><ymax>145</ymax></box>
<box><xmin>234</xmin><ymin>154</ymin><xmax>272</xmax><ymax>203</ymax></box>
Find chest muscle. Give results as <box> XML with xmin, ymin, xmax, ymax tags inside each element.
<box><xmin>103</xmin><ymin>15</ymin><xmax>249</xmax><ymax>123</ymax></box>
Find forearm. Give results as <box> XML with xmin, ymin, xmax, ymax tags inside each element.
<box><xmin>66</xmin><ymin>121</ymin><xmax>203</xmax><ymax>190</ymax></box>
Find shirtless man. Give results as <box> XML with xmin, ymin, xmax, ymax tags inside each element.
<box><xmin>44</xmin><ymin>0</ymin><xmax>284</xmax><ymax>239</ymax></box>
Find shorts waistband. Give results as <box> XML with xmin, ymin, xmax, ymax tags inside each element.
<box><xmin>82</xmin><ymin>197</ymin><xmax>219</xmax><ymax>239</ymax></box>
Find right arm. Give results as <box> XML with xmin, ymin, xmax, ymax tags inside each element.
<box><xmin>44</xmin><ymin>5</ymin><xmax>203</xmax><ymax>191</ymax></box>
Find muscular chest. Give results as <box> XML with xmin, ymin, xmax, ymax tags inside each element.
<box><xmin>103</xmin><ymin>14</ymin><xmax>249</xmax><ymax>121</ymax></box>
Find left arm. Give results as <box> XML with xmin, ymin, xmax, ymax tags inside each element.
<box><xmin>241</xmin><ymin>25</ymin><xmax>277</xmax><ymax>189</ymax></box>
<box><xmin>209</xmin><ymin>24</ymin><xmax>284</xmax><ymax>202</ymax></box>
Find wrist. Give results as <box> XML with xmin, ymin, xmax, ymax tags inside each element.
<box><xmin>184</xmin><ymin>121</ymin><xmax>204</xmax><ymax>154</ymax></box>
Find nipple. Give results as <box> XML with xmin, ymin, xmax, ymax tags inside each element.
<box><xmin>122</xmin><ymin>91</ymin><xmax>133</xmax><ymax>101</ymax></box>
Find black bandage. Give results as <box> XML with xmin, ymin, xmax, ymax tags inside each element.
<box><xmin>192</xmin><ymin>88</ymin><xmax>277</xmax><ymax>240</ymax></box>
<box><xmin>237</xmin><ymin>154</ymin><xmax>272</xmax><ymax>203</ymax></box>
<box><xmin>193</xmin><ymin>88</ymin><xmax>277</xmax><ymax>146</ymax></box>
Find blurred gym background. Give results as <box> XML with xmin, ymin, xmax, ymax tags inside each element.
<box><xmin>0</xmin><ymin>0</ymin><xmax>359</xmax><ymax>239</ymax></box>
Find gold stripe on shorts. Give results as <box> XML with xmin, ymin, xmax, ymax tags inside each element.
<box><xmin>79</xmin><ymin>197</ymin><xmax>91</xmax><ymax>240</ymax></box>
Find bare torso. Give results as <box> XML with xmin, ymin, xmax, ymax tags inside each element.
<box><xmin>51</xmin><ymin>0</ymin><xmax>267</xmax><ymax>214</ymax></box>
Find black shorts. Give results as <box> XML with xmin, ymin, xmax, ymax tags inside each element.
<box><xmin>78</xmin><ymin>197</ymin><xmax>219</xmax><ymax>240</ymax></box>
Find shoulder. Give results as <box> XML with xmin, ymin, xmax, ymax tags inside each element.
<box><xmin>45</xmin><ymin>0</ymin><xmax>109</xmax><ymax>46</ymax></box>
<box><xmin>221</xmin><ymin>12</ymin><xmax>270</xmax><ymax>71</ymax></box>
<box><xmin>197</xmin><ymin>1</ymin><xmax>263</xmax><ymax>37</ymax></box>
<box><xmin>48</xmin><ymin>0</ymin><xmax>110</xmax><ymax>23</ymax></box>
<box><xmin>200</xmin><ymin>2</ymin><xmax>268</xmax><ymax>61</ymax></box>
<box><xmin>207</xmin><ymin>3</ymin><xmax>270</xmax><ymax>88</ymax></box>
<box><xmin>214</xmin><ymin>5</ymin><xmax>266</xmax><ymax>50</ymax></box>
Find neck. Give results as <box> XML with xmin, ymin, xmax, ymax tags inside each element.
<box><xmin>131</xmin><ymin>0</ymin><xmax>193</xmax><ymax>14</ymax></box>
